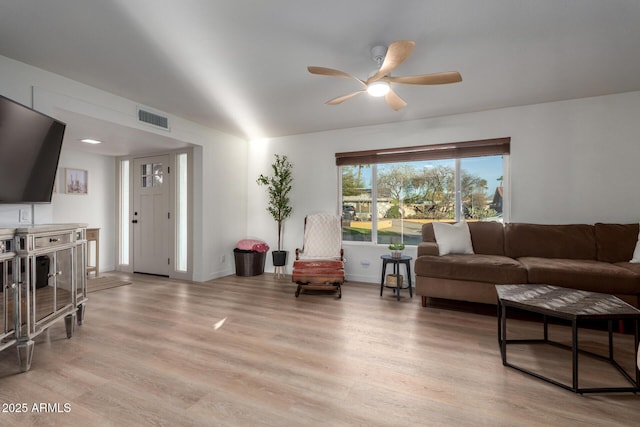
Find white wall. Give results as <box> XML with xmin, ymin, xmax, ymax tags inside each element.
<box><xmin>194</xmin><ymin>131</ymin><xmax>249</xmax><ymax>281</ymax></box>
<box><xmin>4</xmin><ymin>52</ymin><xmax>640</xmax><ymax>284</ymax></box>
<box><xmin>0</xmin><ymin>56</ymin><xmax>48</xmax><ymax>225</ymax></box>
<box><xmin>0</xmin><ymin>54</ymin><xmax>248</xmax><ymax>281</ymax></box>
<box><xmin>52</xmin><ymin>150</ymin><xmax>116</xmax><ymax>272</ymax></box>
<box><xmin>246</xmin><ymin>91</ymin><xmax>640</xmax><ymax>283</ymax></box>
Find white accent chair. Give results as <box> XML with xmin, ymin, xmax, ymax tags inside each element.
<box><xmin>292</xmin><ymin>213</ymin><xmax>344</xmax><ymax>298</ymax></box>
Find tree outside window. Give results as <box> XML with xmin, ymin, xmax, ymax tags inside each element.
<box><xmin>340</xmin><ymin>155</ymin><xmax>504</xmax><ymax>245</ymax></box>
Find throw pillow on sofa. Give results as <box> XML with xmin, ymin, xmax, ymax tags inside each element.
<box><xmin>632</xmin><ymin>224</ymin><xmax>640</xmax><ymax>263</ymax></box>
<box><xmin>432</xmin><ymin>221</ymin><xmax>474</xmax><ymax>256</ymax></box>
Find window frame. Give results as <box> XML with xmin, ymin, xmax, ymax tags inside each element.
<box><xmin>337</xmin><ymin>138</ymin><xmax>510</xmax><ymax>246</ymax></box>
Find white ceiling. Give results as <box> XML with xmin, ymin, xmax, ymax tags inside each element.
<box><xmin>2</xmin><ymin>0</ymin><xmax>640</xmax><ymax>155</ymax></box>
<box><xmin>56</xmin><ymin>110</ymin><xmax>193</xmax><ymax>157</ymax></box>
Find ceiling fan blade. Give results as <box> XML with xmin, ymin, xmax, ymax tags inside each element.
<box><xmin>308</xmin><ymin>66</ymin><xmax>366</xmax><ymax>87</ymax></box>
<box><xmin>326</xmin><ymin>90</ymin><xmax>366</xmax><ymax>105</ymax></box>
<box><xmin>383</xmin><ymin>71</ymin><xmax>462</xmax><ymax>85</ymax></box>
<box><xmin>367</xmin><ymin>40</ymin><xmax>415</xmax><ymax>84</ymax></box>
<box><xmin>384</xmin><ymin>89</ymin><xmax>407</xmax><ymax>111</ymax></box>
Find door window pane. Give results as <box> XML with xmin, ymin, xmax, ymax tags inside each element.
<box><xmin>140</xmin><ymin>163</ymin><xmax>163</xmax><ymax>188</ymax></box>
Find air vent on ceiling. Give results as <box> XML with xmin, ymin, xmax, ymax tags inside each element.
<box><xmin>138</xmin><ymin>108</ymin><xmax>169</xmax><ymax>130</ymax></box>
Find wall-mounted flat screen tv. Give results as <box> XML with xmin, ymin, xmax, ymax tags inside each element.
<box><xmin>0</xmin><ymin>94</ymin><xmax>66</xmax><ymax>203</ymax></box>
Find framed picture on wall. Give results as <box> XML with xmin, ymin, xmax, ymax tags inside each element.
<box><xmin>65</xmin><ymin>168</ymin><xmax>88</xmax><ymax>195</ymax></box>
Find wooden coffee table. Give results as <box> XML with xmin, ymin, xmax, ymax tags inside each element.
<box><xmin>496</xmin><ymin>284</ymin><xmax>640</xmax><ymax>394</ymax></box>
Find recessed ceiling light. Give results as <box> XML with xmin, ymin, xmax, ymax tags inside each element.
<box><xmin>81</xmin><ymin>138</ymin><xmax>102</xmax><ymax>144</ymax></box>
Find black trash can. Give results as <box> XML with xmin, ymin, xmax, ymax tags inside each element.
<box><xmin>233</xmin><ymin>249</ymin><xmax>266</xmax><ymax>276</ymax></box>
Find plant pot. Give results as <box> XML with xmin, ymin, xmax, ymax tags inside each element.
<box><xmin>391</xmin><ymin>250</ymin><xmax>403</xmax><ymax>259</ymax></box>
<box><xmin>272</xmin><ymin>250</ymin><xmax>288</xmax><ymax>267</ymax></box>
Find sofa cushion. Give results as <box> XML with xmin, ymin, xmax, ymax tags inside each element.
<box><xmin>417</xmin><ymin>242</ymin><xmax>439</xmax><ymax>257</ymax></box>
<box><xmin>631</xmin><ymin>225</ymin><xmax>640</xmax><ymax>263</ymax></box>
<box><xmin>518</xmin><ymin>257</ymin><xmax>640</xmax><ymax>295</ymax></box>
<box><xmin>615</xmin><ymin>262</ymin><xmax>640</xmax><ymax>276</ymax></box>
<box><xmin>421</xmin><ymin>222</ymin><xmax>438</xmax><ymax>242</ymax></box>
<box><xmin>505</xmin><ymin>223</ymin><xmax>596</xmax><ymax>260</ymax></box>
<box><xmin>432</xmin><ymin>221</ymin><xmax>474</xmax><ymax>255</ymax></box>
<box><xmin>422</xmin><ymin>221</ymin><xmax>505</xmax><ymax>255</ymax></box>
<box><xmin>414</xmin><ymin>254</ymin><xmax>527</xmax><ymax>284</ymax></box>
<box><xmin>468</xmin><ymin>221</ymin><xmax>505</xmax><ymax>255</ymax></box>
<box><xmin>633</xmin><ymin>239</ymin><xmax>640</xmax><ymax>263</ymax></box>
<box><xmin>594</xmin><ymin>223</ymin><xmax>639</xmax><ymax>263</ymax></box>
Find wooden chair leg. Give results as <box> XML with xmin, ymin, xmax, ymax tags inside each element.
<box><xmin>421</xmin><ymin>296</ymin><xmax>427</xmax><ymax>307</ymax></box>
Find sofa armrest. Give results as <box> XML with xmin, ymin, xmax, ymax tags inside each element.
<box><xmin>418</xmin><ymin>242</ymin><xmax>439</xmax><ymax>257</ymax></box>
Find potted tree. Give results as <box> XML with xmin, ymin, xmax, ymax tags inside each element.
<box><xmin>257</xmin><ymin>154</ymin><xmax>293</xmax><ymax>267</ymax></box>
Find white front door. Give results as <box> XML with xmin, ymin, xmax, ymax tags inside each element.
<box><xmin>132</xmin><ymin>155</ymin><xmax>170</xmax><ymax>276</ymax></box>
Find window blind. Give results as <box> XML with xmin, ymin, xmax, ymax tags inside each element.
<box><xmin>335</xmin><ymin>137</ymin><xmax>510</xmax><ymax>166</ymax></box>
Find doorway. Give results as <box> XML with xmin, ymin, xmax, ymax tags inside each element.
<box><xmin>118</xmin><ymin>150</ymin><xmax>191</xmax><ymax>279</ymax></box>
<box><xmin>132</xmin><ymin>155</ymin><xmax>170</xmax><ymax>276</ymax></box>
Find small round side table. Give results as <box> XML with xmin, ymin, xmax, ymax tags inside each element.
<box><xmin>380</xmin><ymin>255</ymin><xmax>413</xmax><ymax>301</ymax></box>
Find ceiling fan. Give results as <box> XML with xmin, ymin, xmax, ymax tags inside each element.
<box><xmin>308</xmin><ymin>40</ymin><xmax>462</xmax><ymax>111</ymax></box>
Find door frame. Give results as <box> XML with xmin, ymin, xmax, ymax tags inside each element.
<box><xmin>115</xmin><ymin>148</ymin><xmax>193</xmax><ymax>280</ymax></box>
<box><xmin>132</xmin><ymin>154</ymin><xmax>171</xmax><ymax>277</ymax></box>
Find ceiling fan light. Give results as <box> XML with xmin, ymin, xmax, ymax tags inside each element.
<box><xmin>367</xmin><ymin>81</ymin><xmax>390</xmax><ymax>97</ymax></box>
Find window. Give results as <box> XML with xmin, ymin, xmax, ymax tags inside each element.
<box><xmin>119</xmin><ymin>159</ymin><xmax>130</xmax><ymax>265</ymax></box>
<box><xmin>140</xmin><ymin>162</ymin><xmax>163</xmax><ymax>187</ymax></box>
<box><xmin>338</xmin><ymin>138</ymin><xmax>509</xmax><ymax>245</ymax></box>
<box><xmin>175</xmin><ymin>153</ymin><xmax>188</xmax><ymax>272</ymax></box>
<box><xmin>341</xmin><ymin>165</ymin><xmax>373</xmax><ymax>241</ymax></box>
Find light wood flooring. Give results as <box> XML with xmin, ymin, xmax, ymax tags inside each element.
<box><xmin>0</xmin><ymin>273</ymin><xmax>638</xmax><ymax>426</ymax></box>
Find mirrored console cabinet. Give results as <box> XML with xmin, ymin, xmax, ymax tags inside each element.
<box><xmin>0</xmin><ymin>230</ymin><xmax>17</xmax><ymax>355</ymax></box>
<box><xmin>0</xmin><ymin>224</ymin><xmax>87</xmax><ymax>372</ymax></box>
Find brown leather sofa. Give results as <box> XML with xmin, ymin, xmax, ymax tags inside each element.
<box><xmin>415</xmin><ymin>222</ymin><xmax>640</xmax><ymax>307</ymax></box>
